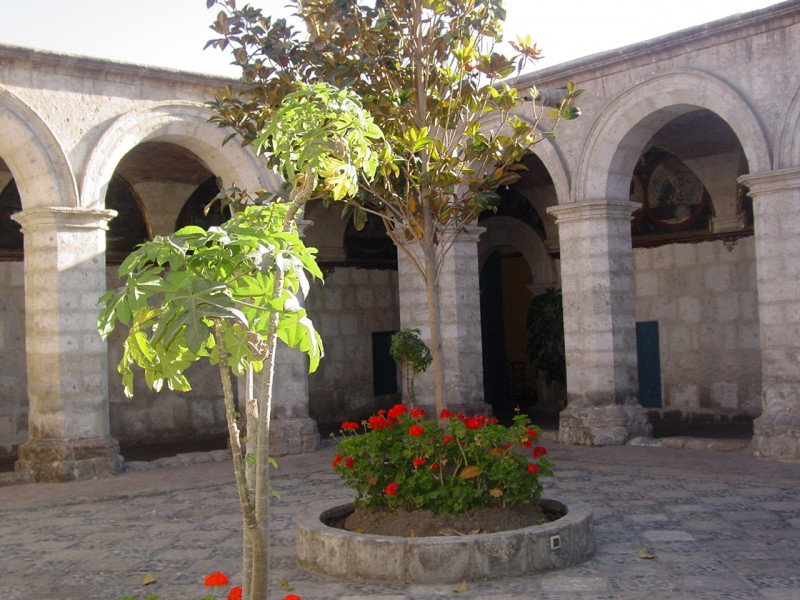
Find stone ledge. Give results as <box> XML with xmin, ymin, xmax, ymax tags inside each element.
<box><xmin>296</xmin><ymin>497</ymin><xmax>595</xmax><ymax>583</ymax></box>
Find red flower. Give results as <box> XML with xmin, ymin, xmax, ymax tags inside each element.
<box><xmin>443</xmin><ymin>435</ymin><xmax>454</xmax><ymax>444</ymax></box>
<box><xmin>283</xmin><ymin>595</ymin><xmax>302</xmax><ymax>600</ymax></box>
<box><xmin>409</xmin><ymin>407</ymin><xmax>426</xmax><ymax>419</ymax></box>
<box><xmin>456</xmin><ymin>412</ymin><xmax>468</xmax><ymax>422</ymax></box>
<box><xmin>204</xmin><ymin>572</ymin><xmax>229</xmax><ymax>588</ymax></box>
<box><xmin>412</xmin><ymin>457</ymin><xmax>426</xmax><ymax>467</ymax></box>
<box><xmin>408</xmin><ymin>424</ymin><xmax>425</xmax><ymax>436</ymax></box>
<box><xmin>368</xmin><ymin>415</ymin><xmax>388</xmax><ymax>430</ymax></box>
<box><xmin>527</xmin><ymin>428</ymin><xmax>539</xmax><ymax>439</ymax></box>
<box><xmin>521</xmin><ymin>439</ymin><xmax>532</xmax><ymax>448</ymax></box>
<box><xmin>385</xmin><ymin>482</ymin><xmax>399</xmax><ymax>496</ymax></box>
<box><xmin>332</xmin><ymin>454</ymin><xmax>342</xmax><ymax>467</ymax></box>
<box><xmin>227</xmin><ymin>586</ymin><xmax>243</xmax><ymax>600</ymax></box>
<box><xmin>532</xmin><ymin>446</ymin><xmax>548</xmax><ymax>459</ymax></box>
<box><xmin>344</xmin><ymin>456</ymin><xmax>355</xmax><ymax>468</ymax></box>
<box><xmin>387</xmin><ymin>403</ymin><xmax>407</xmax><ymax>419</ymax></box>
<box><xmin>341</xmin><ymin>421</ymin><xmax>360</xmax><ymax>430</ymax></box>
<box><xmin>527</xmin><ymin>463</ymin><xmax>540</xmax><ymax>475</ymax></box>
<box><xmin>440</xmin><ymin>409</ymin><xmax>453</xmax><ymax>419</ymax></box>
<box><xmin>430</xmin><ymin>463</ymin><xmax>440</xmax><ymax>471</ymax></box>
<box><xmin>465</xmin><ymin>416</ymin><xmax>485</xmax><ymax>430</ymax></box>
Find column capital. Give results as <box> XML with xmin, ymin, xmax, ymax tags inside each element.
<box><xmin>547</xmin><ymin>200</ymin><xmax>639</xmax><ymax>223</ymax></box>
<box><xmin>11</xmin><ymin>206</ymin><xmax>117</xmax><ymax>232</ymax></box>
<box><xmin>738</xmin><ymin>167</ymin><xmax>800</xmax><ymax>195</ymax></box>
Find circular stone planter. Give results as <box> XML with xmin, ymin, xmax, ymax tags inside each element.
<box><xmin>296</xmin><ymin>498</ymin><xmax>595</xmax><ymax>583</ymax></box>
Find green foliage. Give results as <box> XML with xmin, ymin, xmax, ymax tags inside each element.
<box><xmin>333</xmin><ymin>405</ymin><xmax>552</xmax><ymax>515</ymax></box>
<box><xmin>390</xmin><ymin>328</ymin><xmax>432</xmax><ymax>375</ymax></box>
<box><xmin>253</xmin><ymin>82</ymin><xmax>390</xmax><ymax>203</ymax></box>
<box><xmin>207</xmin><ymin>0</ymin><xmax>582</xmax><ymax>413</ymax></box>
<box><xmin>526</xmin><ymin>288</ymin><xmax>566</xmax><ymax>385</ymax></box>
<box><xmin>207</xmin><ymin>0</ymin><xmax>582</xmax><ymax>242</ymax></box>
<box><xmin>97</xmin><ymin>203</ymin><xmax>324</xmax><ymax>397</ymax></box>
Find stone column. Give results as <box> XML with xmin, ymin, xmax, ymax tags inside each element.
<box><xmin>265</xmin><ymin>218</ymin><xmax>319</xmax><ymax>455</ymax></box>
<box><xmin>740</xmin><ymin>168</ymin><xmax>800</xmax><ymax>461</ymax></box>
<box><xmin>398</xmin><ymin>226</ymin><xmax>490</xmax><ymax>414</ymax></box>
<box><xmin>12</xmin><ymin>207</ymin><xmax>122</xmax><ymax>481</ymax></box>
<box><xmin>547</xmin><ymin>201</ymin><xmax>650</xmax><ymax>445</ymax></box>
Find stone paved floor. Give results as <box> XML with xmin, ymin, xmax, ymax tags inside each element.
<box><xmin>1</xmin><ymin>442</ymin><xmax>799</xmax><ymax>600</ymax></box>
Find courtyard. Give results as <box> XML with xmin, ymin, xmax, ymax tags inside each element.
<box><xmin>2</xmin><ymin>441</ymin><xmax>799</xmax><ymax>600</ymax></box>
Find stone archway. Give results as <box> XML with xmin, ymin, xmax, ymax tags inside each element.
<box><xmin>0</xmin><ymin>87</ymin><xmax>120</xmax><ymax>480</ymax></box>
<box><xmin>549</xmin><ymin>70</ymin><xmax>771</xmax><ymax>445</ymax></box>
<box><xmin>82</xmin><ymin>102</ymin><xmax>319</xmax><ymax>458</ymax></box>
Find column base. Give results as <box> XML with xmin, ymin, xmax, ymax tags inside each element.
<box><xmin>558</xmin><ymin>404</ymin><xmax>651</xmax><ymax>446</ymax></box>
<box><xmin>751</xmin><ymin>410</ymin><xmax>800</xmax><ymax>461</ymax></box>
<box><xmin>268</xmin><ymin>418</ymin><xmax>320</xmax><ymax>456</ymax></box>
<box><xmin>15</xmin><ymin>436</ymin><xmax>122</xmax><ymax>482</ymax></box>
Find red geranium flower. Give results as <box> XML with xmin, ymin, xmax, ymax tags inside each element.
<box><xmin>532</xmin><ymin>446</ymin><xmax>548</xmax><ymax>459</ymax></box>
<box><xmin>440</xmin><ymin>409</ymin><xmax>453</xmax><ymax>419</ymax></box>
<box><xmin>412</xmin><ymin>457</ymin><xmax>426</xmax><ymax>467</ymax></box>
<box><xmin>368</xmin><ymin>415</ymin><xmax>388</xmax><ymax>430</ymax></box>
<box><xmin>465</xmin><ymin>416</ymin><xmax>485</xmax><ymax>430</ymax></box>
<box><xmin>527</xmin><ymin>463</ymin><xmax>540</xmax><ymax>475</ymax></box>
<box><xmin>227</xmin><ymin>586</ymin><xmax>243</xmax><ymax>600</ymax></box>
<box><xmin>283</xmin><ymin>595</ymin><xmax>302</xmax><ymax>600</ymax></box>
<box><xmin>344</xmin><ymin>456</ymin><xmax>355</xmax><ymax>468</ymax></box>
<box><xmin>204</xmin><ymin>572</ymin><xmax>229</xmax><ymax>588</ymax></box>
<box><xmin>341</xmin><ymin>421</ymin><xmax>360</xmax><ymax>430</ymax></box>
<box><xmin>387</xmin><ymin>403</ymin><xmax>407</xmax><ymax>419</ymax></box>
<box><xmin>443</xmin><ymin>435</ymin><xmax>454</xmax><ymax>443</ymax></box>
<box><xmin>409</xmin><ymin>407</ymin><xmax>426</xmax><ymax>419</ymax></box>
<box><xmin>385</xmin><ymin>482</ymin><xmax>399</xmax><ymax>496</ymax></box>
<box><xmin>332</xmin><ymin>453</ymin><xmax>342</xmax><ymax>467</ymax></box>
<box><xmin>430</xmin><ymin>463</ymin><xmax>440</xmax><ymax>471</ymax></box>
<box><xmin>527</xmin><ymin>428</ymin><xmax>539</xmax><ymax>439</ymax></box>
<box><xmin>408</xmin><ymin>424</ymin><xmax>425</xmax><ymax>436</ymax></box>
<box><xmin>521</xmin><ymin>439</ymin><xmax>533</xmax><ymax>448</ymax></box>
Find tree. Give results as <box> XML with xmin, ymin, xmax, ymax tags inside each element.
<box><xmin>99</xmin><ymin>83</ymin><xmax>387</xmax><ymax>600</ymax></box>
<box><xmin>390</xmin><ymin>327</ymin><xmax>432</xmax><ymax>407</ymax></box>
<box><xmin>206</xmin><ymin>0</ymin><xmax>580</xmax><ymax>417</ymax></box>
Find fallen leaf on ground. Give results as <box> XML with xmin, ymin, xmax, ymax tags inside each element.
<box><xmin>453</xmin><ymin>580</ymin><xmax>468</xmax><ymax>593</ymax></box>
<box><xmin>142</xmin><ymin>572</ymin><xmax>156</xmax><ymax>586</ymax></box>
<box><xmin>638</xmin><ymin>548</ymin><xmax>655</xmax><ymax>560</ymax></box>
<box><xmin>280</xmin><ymin>578</ymin><xmax>293</xmax><ymax>591</ymax></box>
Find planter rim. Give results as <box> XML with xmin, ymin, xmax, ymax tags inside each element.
<box><xmin>295</xmin><ymin>495</ymin><xmax>596</xmax><ymax>583</ymax></box>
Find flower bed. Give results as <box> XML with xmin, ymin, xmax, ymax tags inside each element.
<box><xmin>332</xmin><ymin>406</ymin><xmax>552</xmax><ymax>515</ymax></box>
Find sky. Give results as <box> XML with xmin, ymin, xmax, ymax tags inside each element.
<box><xmin>0</xmin><ymin>0</ymin><xmax>783</xmax><ymax>77</ymax></box>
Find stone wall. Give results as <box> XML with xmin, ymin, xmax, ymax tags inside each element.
<box><xmin>0</xmin><ymin>261</ymin><xmax>26</xmax><ymax>457</ymax></box>
<box><xmin>634</xmin><ymin>237</ymin><xmax>761</xmax><ymax>420</ymax></box>
<box><xmin>306</xmin><ymin>267</ymin><xmax>400</xmax><ymax>431</ymax></box>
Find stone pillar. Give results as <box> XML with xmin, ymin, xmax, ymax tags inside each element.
<box><xmin>740</xmin><ymin>168</ymin><xmax>800</xmax><ymax>461</ymax></box>
<box><xmin>12</xmin><ymin>207</ymin><xmax>122</xmax><ymax>481</ymax></box>
<box><xmin>547</xmin><ymin>201</ymin><xmax>650</xmax><ymax>445</ymax></box>
<box><xmin>266</xmin><ymin>218</ymin><xmax>319</xmax><ymax>455</ymax></box>
<box><xmin>398</xmin><ymin>226</ymin><xmax>490</xmax><ymax>414</ymax></box>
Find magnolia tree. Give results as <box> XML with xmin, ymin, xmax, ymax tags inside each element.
<box><xmin>206</xmin><ymin>0</ymin><xmax>581</xmax><ymax>416</ymax></box>
<box><xmin>98</xmin><ymin>84</ymin><xmax>387</xmax><ymax>600</ymax></box>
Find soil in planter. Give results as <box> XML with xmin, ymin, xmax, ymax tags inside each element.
<box><xmin>336</xmin><ymin>501</ymin><xmax>563</xmax><ymax>538</ymax></box>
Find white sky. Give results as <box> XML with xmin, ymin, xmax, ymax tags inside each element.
<box><xmin>0</xmin><ymin>0</ymin><xmax>783</xmax><ymax>77</ymax></box>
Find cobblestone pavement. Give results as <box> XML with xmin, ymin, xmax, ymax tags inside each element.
<box><xmin>2</xmin><ymin>441</ymin><xmax>799</xmax><ymax>600</ymax></box>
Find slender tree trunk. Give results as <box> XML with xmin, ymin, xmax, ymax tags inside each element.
<box><xmin>213</xmin><ymin>323</ymin><xmax>261</xmax><ymax>600</ymax></box>
<box><xmin>251</xmin><ymin>182</ymin><xmax>312</xmax><ymax>600</ymax></box>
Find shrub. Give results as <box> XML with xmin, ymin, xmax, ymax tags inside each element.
<box><xmin>332</xmin><ymin>406</ymin><xmax>552</xmax><ymax>514</ymax></box>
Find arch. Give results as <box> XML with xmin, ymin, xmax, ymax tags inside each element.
<box><xmin>81</xmin><ymin>102</ymin><xmax>280</xmax><ymax>211</ymax></box>
<box><xmin>776</xmin><ymin>84</ymin><xmax>800</xmax><ymax>170</ymax></box>
<box><xmin>478</xmin><ymin>215</ymin><xmax>557</xmax><ymax>290</ymax></box>
<box><xmin>575</xmin><ymin>69</ymin><xmax>772</xmax><ymax>204</ymax></box>
<box><xmin>0</xmin><ymin>86</ymin><xmax>78</xmax><ymax>209</ymax></box>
